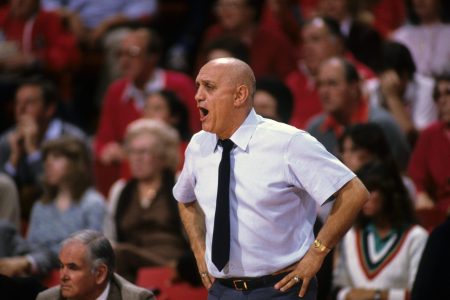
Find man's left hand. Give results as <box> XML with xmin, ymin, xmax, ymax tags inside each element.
<box><xmin>274</xmin><ymin>249</ymin><xmax>326</xmax><ymax>297</ymax></box>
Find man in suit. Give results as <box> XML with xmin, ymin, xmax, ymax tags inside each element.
<box><xmin>36</xmin><ymin>230</ymin><xmax>154</xmax><ymax>300</ymax></box>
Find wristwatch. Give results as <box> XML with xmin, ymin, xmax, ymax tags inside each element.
<box><xmin>313</xmin><ymin>239</ymin><xmax>330</xmax><ymax>252</ymax></box>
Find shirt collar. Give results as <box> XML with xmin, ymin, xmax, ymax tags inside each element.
<box><xmin>121</xmin><ymin>69</ymin><xmax>165</xmax><ymax>110</ymax></box>
<box><xmin>43</xmin><ymin>118</ymin><xmax>63</xmax><ymax>142</ymax></box>
<box><xmin>319</xmin><ymin>98</ymin><xmax>369</xmax><ymax>137</ymax></box>
<box><xmin>212</xmin><ymin>109</ymin><xmax>260</xmax><ymax>153</ymax></box>
<box><xmin>96</xmin><ymin>282</ymin><xmax>110</xmax><ymax>300</ymax></box>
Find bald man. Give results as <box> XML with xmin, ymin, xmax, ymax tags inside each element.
<box><xmin>173</xmin><ymin>58</ymin><xmax>368</xmax><ymax>300</ymax></box>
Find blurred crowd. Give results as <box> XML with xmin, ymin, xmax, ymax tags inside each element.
<box><xmin>0</xmin><ymin>0</ymin><xmax>449</xmax><ymax>299</ymax></box>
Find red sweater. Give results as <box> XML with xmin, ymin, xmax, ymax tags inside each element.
<box><xmin>408</xmin><ymin>122</ymin><xmax>450</xmax><ymax>213</ymax></box>
<box><xmin>0</xmin><ymin>6</ymin><xmax>79</xmax><ymax>72</ymax></box>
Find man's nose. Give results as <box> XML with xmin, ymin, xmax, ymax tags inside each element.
<box><xmin>195</xmin><ymin>87</ymin><xmax>204</xmax><ymax>103</ymax></box>
<box><xmin>60</xmin><ymin>268</ymin><xmax>69</xmax><ymax>281</ymax></box>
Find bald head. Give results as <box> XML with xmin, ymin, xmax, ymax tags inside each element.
<box><xmin>204</xmin><ymin>57</ymin><xmax>256</xmax><ymax>101</ymax></box>
<box><xmin>195</xmin><ymin>58</ymin><xmax>256</xmax><ymax>138</ymax></box>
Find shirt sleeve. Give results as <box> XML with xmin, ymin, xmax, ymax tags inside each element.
<box><xmin>285</xmin><ymin>132</ymin><xmax>355</xmax><ymax>206</ymax></box>
<box><xmin>173</xmin><ymin>142</ymin><xmax>197</xmax><ymax>203</ymax></box>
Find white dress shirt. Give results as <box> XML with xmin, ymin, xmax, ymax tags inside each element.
<box><xmin>97</xmin><ymin>282</ymin><xmax>110</xmax><ymax>300</ymax></box>
<box><xmin>173</xmin><ymin>110</ymin><xmax>355</xmax><ymax>278</ymax></box>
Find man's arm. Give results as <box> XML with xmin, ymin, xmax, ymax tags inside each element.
<box><xmin>275</xmin><ymin>177</ymin><xmax>369</xmax><ymax>297</ymax></box>
<box><xmin>178</xmin><ymin>201</ymin><xmax>214</xmax><ymax>288</ymax></box>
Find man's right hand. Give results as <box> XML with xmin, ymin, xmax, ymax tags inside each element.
<box><xmin>195</xmin><ymin>250</ymin><xmax>215</xmax><ymax>289</ymax></box>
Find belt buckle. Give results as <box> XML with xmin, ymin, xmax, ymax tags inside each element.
<box><xmin>232</xmin><ymin>279</ymin><xmax>248</xmax><ymax>291</ymax></box>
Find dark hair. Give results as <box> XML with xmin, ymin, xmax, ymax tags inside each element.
<box><xmin>339</xmin><ymin>123</ymin><xmax>391</xmax><ymax>161</ymax></box>
<box><xmin>339</xmin><ymin>123</ymin><xmax>402</xmax><ymax>171</ymax></box>
<box><xmin>406</xmin><ymin>0</ymin><xmax>450</xmax><ymax>24</ymax></box>
<box><xmin>303</xmin><ymin>16</ymin><xmax>345</xmax><ymax>41</ymax></box>
<box><xmin>148</xmin><ymin>90</ymin><xmax>192</xmax><ymax>141</ymax></box>
<box><xmin>41</xmin><ymin>137</ymin><xmax>91</xmax><ymax>202</ymax></box>
<box><xmin>255</xmin><ymin>76</ymin><xmax>293</xmax><ymax>123</ymax></box>
<box><xmin>380</xmin><ymin>41</ymin><xmax>416</xmax><ymax>79</ymax></box>
<box><xmin>342</xmin><ymin>59</ymin><xmax>360</xmax><ymax>83</ymax></box>
<box><xmin>17</xmin><ymin>77</ymin><xmax>58</xmax><ymax>107</ymax></box>
<box><xmin>62</xmin><ymin>230</ymin><xmax>115</xmax><ymax>281</ymax></box>
<box><xmin>355</xmin><ymin>161</ymin><xmax>417</xmax><ymax>229</ymax></box>
<box><xmin>433</xmin><ymin>73</ymin><xmax>450</xmax><ymax>101</ymax></box>
<box><xmin>203</xmin><ymin>36</ymin><xmax>250</xmax><ymax>63</ymax></box>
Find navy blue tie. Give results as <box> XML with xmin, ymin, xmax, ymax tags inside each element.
<box><xmin>211</xmin><ymin>139</ymin><xmax>234</xmax><ymax>271</ymax></box>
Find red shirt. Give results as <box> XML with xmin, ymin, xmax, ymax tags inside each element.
<box><xmin>0</xmin><ymin>6</ymin><xmax>79</xmax><ymax>72</ymax></box>
<box><xmin>285</xmin><ymin>56</ymin><xmax>375</xmax><ymax>129</ymax></box>
<box><xmin>408</xmin><ymin>122</ymin><xmax>450</xmax><ymax>213</ymax></box>
<box><xmin>285</xmin><ymin>67</ymin><xmax>322</xmax><ymax>129</ymax></box>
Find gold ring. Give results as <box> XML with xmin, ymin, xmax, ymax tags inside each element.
<box><xmin>201</xmin><ymin>272</ymin><xmax>208</xmax><ymax>277</ymax></box>
<box><xmin>293</xmin><ymin>276</ymin><xmax>300</xmax><ymax>283</ymax></box>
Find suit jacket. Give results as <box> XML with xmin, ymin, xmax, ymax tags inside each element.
<box><xmin>36</xmin><ymin>273</ymin><xmax>155</xmax><ymax>300</ymax></box>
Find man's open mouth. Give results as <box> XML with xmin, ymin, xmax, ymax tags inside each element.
<box><xmin>199</xmin><ymin>107</ymin><xmax>209</xmax><ymax>118</ymax></box>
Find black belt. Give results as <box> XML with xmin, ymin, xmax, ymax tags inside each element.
<box><xmin>217</xmin><ymin>272</ymin><xmax>291</xmax><ymax>291</ymax></box>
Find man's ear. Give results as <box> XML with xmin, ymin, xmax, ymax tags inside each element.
<box><xmin>94</xmin><ymin>264</ymin><xmax>108</xmax><ymax>285</ymax></box>
<box><xmin>234</xmin><ymin>85</ymin><xmax>249</xmax><ymax>107</ymax></box>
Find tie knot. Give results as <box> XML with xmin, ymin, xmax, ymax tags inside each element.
<box><xmin>220</xmin><ymin>139</ymin><xmax>234</xmax><ymax>153</ymax></box>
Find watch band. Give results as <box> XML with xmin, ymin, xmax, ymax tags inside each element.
<box><xmin>313</xmin><ymin>239</ymin><xmax>331</xmax><ymax>252</ymax></box>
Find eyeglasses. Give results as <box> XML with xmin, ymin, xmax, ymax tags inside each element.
<box><xmin>115</xmin><ymin>46</ymin><xmax>142</xmax><ymax>58</ymax></box>
<box><xmin>127</xmin><ymin>148</ymin><xmax>155</xmax><ymax>157</ymax></box>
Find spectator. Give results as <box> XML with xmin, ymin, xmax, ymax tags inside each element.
<box><xmin>197</xmin><ymin>0</ymin><xmax>297</xmax><ymax>79</ymax></box>
<box><xmin>285</xmin><ymin>17</ymin><xmax>376</xmax><ymax>129</ymax></box>
<box><xmin>144</xmin><ymin>90</ymin><xmax>191</xmax><ymax>143</ymax></box>
<box><xmin>202</xmin><ymin>36</ymin><xmax>250</xmax><ymax>63</ymax></box>
<box><xmin>317</xmin><ymin>0</ymin><xmax>383</xmax><ymax>72</ymax></box>
<box><xmin>36</xmin><ymin>229</ymin><xmax>155</xmax><ymax>299</ymax></box>
<box><xmin>306</xmin><ymin>57</ymin><xmax>410</xmax><ymax>170</ymax></box>
<box><xmin>392</xmin><ymin>0</ymin><xmax>450</xmax><ymax>76</ymax></box>
<box><xmin>332</xmin><ymin>161</ymin><xmax>428</xmax><ymax>300</ymax></box>
<box><xmin>104</xmin><ymin>119</ymin><xmax>187</xmax><ymax>282</ymax></box>
<box><xmin>0</xmin><ymin>137</ymin><xmax>105</xmax><ymax>277</ymax></box>
<box><xmin>93</xmin><ymin>28</ymin><xmax>197</xmax><ymax>196</ymax></box>
<box><xmin>0</xmin><ymin>0</ymin><xmax>80</xmax><ymax>131</ymax></box>
<box><xmin>0</xmin><ymin>78</ymin><xmax>85</xmax><ymax>220</ymax></box>
<box><xmin>0</xmin><ymin>174</ymin><xmax>20</xmax><ymax>230</ymax></box>
<box><xmin>254</xmin><ymin>76</ymin><xmax>294</xmax><ymax>123</ymax></box>
<box><xmin>143</xmin><ymin>90</ymin><xmax>191</xmax><ymax>172</ymax></box>
<box><xmin>40</xmin><ymin>0</ymin><xmax>157</xmax><ymax>47</ymax></box>
<box><xmin>338</xmin><ymin>123</ymin><xmax>417</xmax><ymax>203</ymax></box>
<box><xmin>0</xmin><ymin>0</ymin><xmax>79</xmax><ymax>74</ymax></box>
<box><xmin>407</xmin><ymin>74</ymin><xmax>450</xmax><ymax>214</ymax></box>
<box><xmin>370</xmin><ymin>41</ymin><xmax>437</xmax><ymax>145</ymax></box>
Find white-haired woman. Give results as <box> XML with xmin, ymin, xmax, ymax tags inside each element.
<box><xmin>103</xmin><ymin>119</ymin><xmax>187</xmax><ymax>282</ymax></box>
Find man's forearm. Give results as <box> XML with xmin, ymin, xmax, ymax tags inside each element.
<box><xmin>178</xmin><ymin>201</ymin><xmax>206</xmax><ymax>258</ymax></box>
<box><xmin>316</xmin><ymin>177</ymin><xmax>369</xmax><ymax>249</ymax></box>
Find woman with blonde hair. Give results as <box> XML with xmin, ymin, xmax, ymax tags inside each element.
<box><xmin>104</xmin><ymin>119</ymin><xmax>187</xmax><ymax>282</ymax></box>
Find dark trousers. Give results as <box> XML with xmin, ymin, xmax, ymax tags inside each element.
<box><xmin>208</xmin><ymin>276</ymin><xmax>317</xmax><ymax>300</ymax></box>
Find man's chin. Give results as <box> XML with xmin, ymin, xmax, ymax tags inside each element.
<box><xmin>60</xmin><ymin>287</ymin><xmax>74</xmax><ymax>298</ymax></box>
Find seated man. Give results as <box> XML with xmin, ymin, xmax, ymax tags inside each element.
<box><xmin>307</xmin><ymin>57</ymin><xmax>410</xmax><ymax>171</ymax></box>
<box><xmin>36</xmin><ymin>230</ymin><xmax>155</xmax><ymax>300</ymax></box>
<box><xmin>0</xmin><ymin>77</ymin><xmax>85</xmax><ymax>220</ymax></box>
